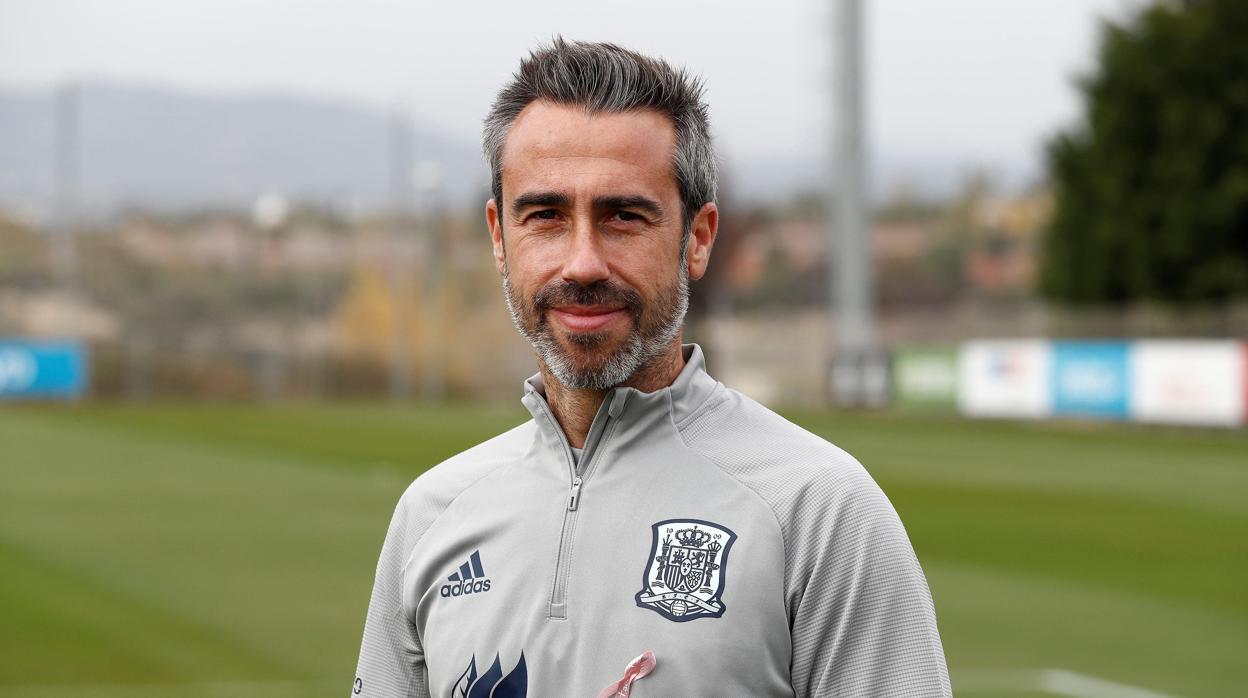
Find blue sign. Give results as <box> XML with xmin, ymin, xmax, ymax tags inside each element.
<box><xmin>1051</xmin><ymin>341</ymin><xmax>1129</xmax><ymax>419</ymax></box>
<box><xmin>0</xmin><ymin>339</ymin><xmax>89</xmax><ymax>399</ymax></box>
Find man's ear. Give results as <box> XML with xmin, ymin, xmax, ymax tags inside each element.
<box><xmin>685</xmin><ymin>202</ymin><xmax>719</xmax><ymax>281</ymax></box>
<box><xmin>486</xmin><ymin>197</ymin><xmax>506</xmax><ymax>276</ymax></box>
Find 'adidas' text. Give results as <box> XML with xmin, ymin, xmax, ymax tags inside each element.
<box><xmin>440</xmin><ymin>549</ymin><xmax>492</xmax><ymax>598</ymax></box>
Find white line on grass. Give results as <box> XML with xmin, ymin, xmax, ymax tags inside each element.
<box><xmin>955</xmin><ymin>668</ymin><xmax>1181</xmax><ymax>698</ymax></box>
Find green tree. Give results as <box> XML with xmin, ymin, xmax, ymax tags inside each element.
<box><xmin>1041</xmin><ymin>0</ymin><xmax>1248</xmax><ymax>303</ymax></box>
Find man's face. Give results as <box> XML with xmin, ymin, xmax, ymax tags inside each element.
<box><xmin>486</xmin><ymin>102</ymin><xmax>713</xmax><ymax>389</ymax></box>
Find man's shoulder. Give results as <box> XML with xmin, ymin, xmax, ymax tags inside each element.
<box><xmin>681</xmin><ymin>385</ymin><xmax>882</xmax><ymax>515</ymax></box>
<box><xmin>393</xmin><ymin>419</ymin><xmax>536</xmax><ymax>522</ymax></box>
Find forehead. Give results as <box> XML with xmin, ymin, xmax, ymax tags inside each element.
<box><xmin>499</xmin><ymin>101</ymin><xmax>678</xmax><ymax>202</ymax></box>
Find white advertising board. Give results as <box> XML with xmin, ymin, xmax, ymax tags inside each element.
<box><xmin>1129</xmin><ymin>340</ymin><xmax>1244</xmax><ymax>426</ymax></box>
<box><xmin>957</xmin><ymin>340</ymin><xmax>1052</xmax><ymax>418</ymax></box>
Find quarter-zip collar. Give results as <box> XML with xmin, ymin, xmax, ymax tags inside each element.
<box><xmin>520</xmin><ymin>343</ymin><xmax>722</xmax><ymax>621</ymax></box>
<box><xmin>520</xmin><ymin>343</ymin><xmax>720</xmax><ymax>467</ymax></box>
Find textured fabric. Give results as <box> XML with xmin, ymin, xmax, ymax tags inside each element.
<box><xmin>354</xmin><ymin>497</ymin><xmax>428</xmax><ymax>698</ymax></box>
<box><xmin>353</xmin><ymin>425</ymin><xmax>535</xmax><ymax>698</ymax></box>
<box><xmin>681</xmin><ymin>389</ymin><xmax>951</xmax><ymax>697</ymax></box>
<box><xmin>351</xmin><ymin>344</ymin><xmax>950</xmax><ymax>697</ymax></box>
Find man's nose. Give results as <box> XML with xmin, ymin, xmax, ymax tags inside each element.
<box><xmin>560</xmin><ymin>221</ymin><xmax>610</xmax><ymax>286</ymax></box>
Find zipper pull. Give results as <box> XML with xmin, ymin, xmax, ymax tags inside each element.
<box><xmin>568</xmin><ymin>476</ymin><xmax>583</xmax><ymax>511</ymax></box>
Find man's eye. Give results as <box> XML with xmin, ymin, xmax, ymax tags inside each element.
<box><xmin>531</xmin><ymin>209</ymin><xmax>559</xmax><ymax>221</ymax></box>
<box><xmin>614</xmin><ymin>211</ymin><xmax>642</xmax><ymax>223</ymax></box>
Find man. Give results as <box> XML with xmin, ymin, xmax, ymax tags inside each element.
<box><xmin>353</xmin><ymin>38</ymin><xmax>949</xmax><ymax>697</ymax></box>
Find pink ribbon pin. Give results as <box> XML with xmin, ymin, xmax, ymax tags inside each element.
<box><xmin>595</xmin><ymin>650</ymin><xmax>657</xmax><ymax>698</ymax></box>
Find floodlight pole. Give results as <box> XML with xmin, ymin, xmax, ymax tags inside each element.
<box><xmin>828</xmin><ymin>0</ymin><xmax>880</xmax><ymax>406</ymax></box>
<box><xmin>53</xmin><ymin>82</ymin><xmax>81</xmax><ymax>300</ymax></box>
<box><xmin>416</xmin><ymin>165</ymin><xmax>447</xmax><ymax>401</ymax></box>
<box><xmin>387</xmin><ymin>104</ymin><xmax>415</xmax><ymax>402</ymax></box>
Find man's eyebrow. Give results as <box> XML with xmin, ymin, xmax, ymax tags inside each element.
<box><xmin>594</xmin><ymin>195</ymin><xmax>664</xmax><ymax>217</ymax></box>
<box><xmin>511</xmin><ymin>191</ymin><xmax>570</xmax><ymax>212</ymax></box>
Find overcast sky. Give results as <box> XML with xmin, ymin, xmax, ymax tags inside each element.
<box><xmin>1</xmin><ymin>0</ymin><xmax>1143</xmax><ymax>193</ymax></box>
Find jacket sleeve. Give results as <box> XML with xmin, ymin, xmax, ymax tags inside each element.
<box><xmin>352</xmin><ymin>493</ymin><xmax>430</xmax><ymax>698</ymax></box>
<box><xmin>786</xmin><ymin>469</ymin><xmax>951</xmax><ymax>697</ymax></box>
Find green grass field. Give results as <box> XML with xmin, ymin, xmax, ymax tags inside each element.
<box><xmin>1</xmin><ymin>403</ymin><xmax>1244</xmax><ymax>697</ymax></box>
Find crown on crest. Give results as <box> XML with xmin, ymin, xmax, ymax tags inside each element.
<box><xmin>675</xmin><ymin>527</ymin><xmax>713</xmax><ymax>547</ymax></box>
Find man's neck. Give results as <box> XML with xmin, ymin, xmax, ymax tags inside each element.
<box><xmin>540</xmin><ymin>340</ymin><xmax>686</xmax><ymax>448</ymax></box>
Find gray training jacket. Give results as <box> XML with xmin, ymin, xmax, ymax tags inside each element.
<box><xmin>353</xmin><ymin>344</ymin><xmax>950</xmax><ymax>697</ymax></box>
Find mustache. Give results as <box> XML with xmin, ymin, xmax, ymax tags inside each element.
<box><xmin>532</xmin><ymin>280</ymin><xmax>644</xmax><ymax>318</ymax></box>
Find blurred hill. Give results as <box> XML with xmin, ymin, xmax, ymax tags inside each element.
<box><xmin>0</xmin><ymin>81</ymin><xmax>1021</xmax><ymax>222</ymax></box>
<box><xmin>0</xmin><ymin>82</ymin><xmax>486</xmax><ymax>219</ymax></box>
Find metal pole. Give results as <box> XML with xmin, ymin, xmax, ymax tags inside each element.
<box><xmin>387</xmin><ymin>105</ymin><xmax>414</xmax><ymax>401</ymax></box>
<box><xmin>52</xmin><ymin>82</ymin><xmax>80</xmax><ymax>297</ymax></box>
<box><xmin>829</xmin><ymin>0</ymin><xmax>880</xmax><ymax>406</ymax></box>
<box><xmin>419</xmin><ymin>172</ymin><xmax>446</xmax><ymax>400</ymax></box>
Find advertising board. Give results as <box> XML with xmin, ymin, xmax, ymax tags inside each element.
<box><xmin>957</xmin><ymin>340</ymin><xmax>1052</xmax><ymax>418</ymax></box>
<box><xmin>0</xmin><ymin>340</ymin><xmax>89</xmax><ymax>399</ymax></box>
<box><xmin>1129</xmin><ymin>341</ymin><xmax>1243</xmax><ymax>426</ymax></box>
<box><xmin>892</xmin><ymin>345</ymin><xmax>958</xmax><ymax>410</ymax></box>
<box><xmin>1051</xmin><ymin>341</ymin><xmax>1130</xmax><ymax>419</ymax></box>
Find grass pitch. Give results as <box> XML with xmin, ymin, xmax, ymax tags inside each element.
<box><xmin>1</xmin><ymin>403</ymin><xmax>1243</xmax><ymax>697</ymax></box>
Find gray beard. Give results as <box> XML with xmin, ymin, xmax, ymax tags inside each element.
<box><xmin>502</xmin><ymin>263</ymin><xmax>689</xmax><ymax>391</ymax></box>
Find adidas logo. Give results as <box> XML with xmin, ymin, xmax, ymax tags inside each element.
<box><xmin>440</xmin><ymin>550</ymin><xmax>492</xmax><ymax>598</ymax></box>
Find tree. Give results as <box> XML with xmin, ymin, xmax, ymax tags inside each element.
<box><xmin>1041</xmin><ymin>0</ymin><xmax>1248</xmax><ymax>304</ymax></box>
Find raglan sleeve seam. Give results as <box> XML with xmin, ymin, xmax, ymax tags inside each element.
<box><xmin>784</xmin><ymin>465</ymin><xmax>951</xmax><ymax>697</ymax></box>
<box><xmin>400</xmin><ymin>457</ymin><xmax>525</xmax><ymax>619</ymax></box>
<box><xmin>404</xmin><ymin>459</ymin><xmax>518</xmax><ymax>562</ymax></box>
<box><xmin>673</xmin><ymin>405</ymin><xmax>794</xmax><ymax>619</ymax></box>
<box><xmin>674</xmin><ymin>381</ymin><xmax>726</xmax><ymax>430</ymax></box>
<box><xmin>354</xmin><ymin>457</ymin><xmax>520</xmax><ymax>698</ymax></box>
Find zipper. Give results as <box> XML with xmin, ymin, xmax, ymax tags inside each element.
<box><xmin>546</xmin><ymin>390</ymin><xmax>626</xmax><ymax>619</ymax></box>
<box><xmin>568</xmin><ymin>476</ymin><xmax>583</xmax><ymax>511</ymax></box>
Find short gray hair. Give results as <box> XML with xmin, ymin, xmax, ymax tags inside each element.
<box><xmin>483</xmin><ymin>37</ymin><xmax>718</xmax><ymax>233</ymax></box>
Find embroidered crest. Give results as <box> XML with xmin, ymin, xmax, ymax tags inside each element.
<box><xmin>635</xmin><ymin>518</ymin><xmax>736</xmax><ymax>622</ymax></box>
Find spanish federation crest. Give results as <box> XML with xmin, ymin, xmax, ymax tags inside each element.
<box><xmin>635</xmin><ymin>518</ymin><xmax>737</xmax><ymax>622</ymax></box>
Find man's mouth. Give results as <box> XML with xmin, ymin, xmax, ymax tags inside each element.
<box><xmin>548</xmin><ymin>305</ymin><xmax>628</xmax><ymax>333</ymax></box>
